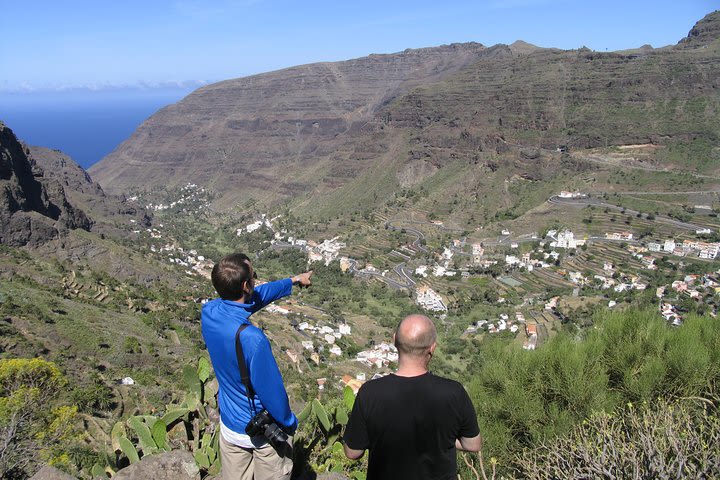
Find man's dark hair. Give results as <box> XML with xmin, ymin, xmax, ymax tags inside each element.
<box><xmin>211</xmin><ymin>253</ymin><xmax>252</xmax><ymax>300</ymax></box>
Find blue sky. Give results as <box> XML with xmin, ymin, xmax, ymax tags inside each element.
<box><xmin>1</xmin><ymin>0</ymin><xmax>717</xmax><ymax>92</ymax></box>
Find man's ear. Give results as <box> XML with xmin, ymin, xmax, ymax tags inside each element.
<box><xmin>429</xmin><ymin>342</ymin><xmax>437</xmax><ymax>354</ymax></box>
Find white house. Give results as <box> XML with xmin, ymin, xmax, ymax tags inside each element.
<box><xmin>505</xmin><ymin>255</ymin><xmax>520</xmax><ymax>265</ymax></box>
<box><xmin>555</xmin><ymin>230</ymin><xmax>579</xmax><ymax>249</ymax></box>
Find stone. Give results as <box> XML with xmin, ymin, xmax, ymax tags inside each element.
<box><xmin>112</xmin><ymin>451</ymin><xmax>200</xmax><ymax>480</ymax></box>
<box><xmin>29</xmin><ymin>465</ymin><xmax>78</xmax><ymax>480</ymax></box>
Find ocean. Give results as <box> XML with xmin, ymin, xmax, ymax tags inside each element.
<box><xmin>0</xmin><ymin>88</ymin><xmax>196</xmax><ymax>169</ymax></box>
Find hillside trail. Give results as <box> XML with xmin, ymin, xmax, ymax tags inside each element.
<box><xmin>498</xmin><ymin>136</ymin><xmax>720</xmax><ymax>181</ymax></box>
<box><xmin>575</xmin><ymin>152</ymin><xmax>720</xmax><ymax>181</ymax></box>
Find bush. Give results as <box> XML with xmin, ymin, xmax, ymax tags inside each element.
<box><xmin>0</xmin><ymin>358</ymin><xmax>81</xmax><ymax>478</ymax></box>
<box><xmin>465</xmin><ymin>308</ymin><xmax>720</xmax><ymax>468</ymax></box>
<box><xmin>515</xmin><ymin>396</ymin><xmax>720</xmax><ymax>479</ymax></box>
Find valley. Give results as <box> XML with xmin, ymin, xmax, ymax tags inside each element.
<box><xmin>1</xmin><ymin>10</ymin><xmax>719</xmax><ymax>479</ymax></box>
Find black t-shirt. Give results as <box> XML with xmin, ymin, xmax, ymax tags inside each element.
<box><xmin>344</xmin><ymin>372</ymin><xmax>480</xmax><ymax>480</ymax></box>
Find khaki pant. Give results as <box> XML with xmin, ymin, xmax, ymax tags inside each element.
<box><xmin>220</xmin><ymin>433</ymin><xmax>293</xmax><ymax>480</ymax></box>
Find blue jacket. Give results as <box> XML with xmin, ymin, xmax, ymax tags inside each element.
<box><xmin>201</xmin><ymin>278</ymin><xmax>297</xmax><ymax>434</ymax></box>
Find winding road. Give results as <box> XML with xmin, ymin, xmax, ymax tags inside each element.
<box><xmin>270</xmin><ymin>190</ymin><xmax>716</xmax><ymax>294</ymax></box>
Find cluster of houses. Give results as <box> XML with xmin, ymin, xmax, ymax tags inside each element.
<box><xmin>238</xmin><ymin>214</ymin><xmax>277</xmax><ymax>235</ymax></box>
<box><xmin>415</xmin><ymin>285</ymin><xmax>447</xmax><ymax>312</ymax></box>
<box><xmin>464</xmin><ymin>311</ymin><xmax>526</xmax><ymax>336</ymax></box>
<box><xmin>148</xmin><ymin>241</ymin><xmax>214</xmax><ymax>277</ymax></box>
<box><xmin>414</xmin><ymin>264</ymin><xmax>458</xmax><ymax>278</ymax></box>
<box><xmin>307</xmin><ymin>237</ymin><xmax>347</xmax><ymax>266</ymax></box>
<box><xmin>549</xmin><ymin>229</ymin><xmax>586</xmax><ymax>249</ymax></box>
<box><xmin>656</xmin><ymin>272</ymin><xmax>720</xmax><ymax>325</ymax></box>
<box><xmin>647</xmin><ymin>238</ymin><xmax>719</xmax><ymax>260</ymax></box>
<box><xmin>136</xmin><ymin>218</ymin><xmax>214</xmax><ymax>277</ymax></box>
<box><xmin>269</xmin><ymin>309</ymin><xmax>355</xmax><ymax>368</ymax></box>
<box><xmin>561</xmin><ymin>264</ymin><xmax>649</xmax><ymax>293</ymax></box>
<box><xmin>462</xmin><ymin>311</ymin><xmax>541</xmax><ymax>350</ymax></box>
<box><xmin>558</xmin><ymin>191</ymin><xmax>587</xmax><ymax>199</ymax></box>
<box><xmin>250</xmin><ymin>213</ymin><xmax>348</xmax><ymax>266</ymax></box>
<box><xmin>144</xmin><ymin>183</ymin><xmax>208</xmax><ymax>212</ymax></box>
<box><xmin>414</xmin><ymin>247</ymin><xmax>459</xmax><ymax>278</ymax></box>
<box><xmin>504</xmin><ymin>252</ymin><xmax>553</xmax><ymax>271</ymax></box>
<box><xmin>292</xmin><ymin>316</ymin><xmax>353</xmax><ymax>358</ymax></box>
<box><xmin>605</xmin><ymin>231</ymin><xmax>634</xmax><ymax>241</ymax></box>
<box><xmin>355</xmin><ymin>342</ymin><xmax>399</xmax><ymax>369</ymax></box>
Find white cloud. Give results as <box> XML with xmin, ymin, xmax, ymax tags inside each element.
<box><xmin>0</xmin><ymin>79</ymin><xmax>211</xmax><ymax>94</ymax></box>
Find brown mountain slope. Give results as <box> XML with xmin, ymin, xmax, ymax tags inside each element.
<box><xmin>89</xmin><ymin>12</ymin><xmax>720</xmax><ymax>215</ymax></box>
<box><xmin>29</xmin><ymin>145</ymin><xmax>151</xmax><ymax>238</ymax></box>
<box><xmin>385</xmin><ymin>37</ymin><xmax>719</xmax><ymax>151</ymax></box>
<box><xmin>0</xmin><ymin>122</ymin><xmax>91</xmax><ymax>246</ymax></box>
<box><xmin>90</xmin><ymin>43</ymin><xmax>487</xmax><ymax>198</ymax></box>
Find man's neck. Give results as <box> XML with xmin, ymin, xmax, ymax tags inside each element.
<box><xmin>395</xmin><ymin>362</ymin><xmax>429</xmax><ymax>377</ymax></box>
<box><xmin>232</xmin><ymin>293</ymin><xmax>251</xmax><ymax>304</ymax></box>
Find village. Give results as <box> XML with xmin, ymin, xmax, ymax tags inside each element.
<box><xmin>140</xmin><ymin>186</ymin><xmax>719</xmax><ymax>343</ymax></box>
<box><xmin>119</xmin><ymin>184</ymin><xmax>720</xmax><ymax>400</ymax></box>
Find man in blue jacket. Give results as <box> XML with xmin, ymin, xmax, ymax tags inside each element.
<box><xmin>201</xmin><ymin>252</ymin><xmax>312</xmax><ymax>480</ymax></box>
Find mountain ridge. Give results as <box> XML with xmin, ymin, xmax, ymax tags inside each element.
<box><xmin>0</xmin><ymin>122</ymin><xmax>91</xmax><ymax>246</ymax></box>
<box><xmin>89</xmin><ymin>12</ymin><xmax>720</xmax><ymax>219</ymax></box>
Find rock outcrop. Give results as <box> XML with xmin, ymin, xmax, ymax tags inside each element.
<box><xmin>89</xmin><ymin>43</ymin><xmax>488</xmax><ymax>200</ymax></box>
<box><xmin>29</xmin><ymin>452</ymin><xmax>200</xmax><ymax>480</ymax></box>
<box><xmin>111</xmin><ymin>451</ymin><xmax>200</xmax><ymax>480</ymax></box>
<box><xmin>0</xmin><ymin>122</ymin><xmax>91</xmax><ymax>246</ymax></box>
<box><xmin>29</xmin><ymin>145</ymin><xmax>105</xmax><ymax>197</ymax></box>
<box><xmin>28</xmin><ymin>466</ymin><xmax>77</xmax><ymax>480</ymax></box>
<box><xmin>678</xmin><ymin>10</ymin><xmax>720</xmax><ymax>47</ymax></box>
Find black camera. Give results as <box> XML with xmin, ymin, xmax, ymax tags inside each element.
<box><xmin>246</xmin><ymin>409</ymin><xmax>289</xmax><ymax>451</ymax></box>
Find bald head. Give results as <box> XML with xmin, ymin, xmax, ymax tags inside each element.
<box><xmin>394</xmin><ymin>314</ymin><xmax>437</xmax><ymax>357</ymax></box>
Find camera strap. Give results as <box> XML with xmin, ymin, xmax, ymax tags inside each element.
<box><xmin>234</xmin><ymin>323</ymin><xmax>257</xmax><ymax>414</ymax></box>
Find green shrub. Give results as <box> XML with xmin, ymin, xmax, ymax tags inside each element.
<box><xmin>515</xmin><ymin>396</ymin><xmax>720</xmax><ymax>479</ymax></box>
<box><xmin>465</xmin><ymin>308</ymin><xmax>720</xmax><ymax>467</ymax></box>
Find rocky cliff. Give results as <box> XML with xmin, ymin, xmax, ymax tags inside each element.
<box><xmin>89</xmin><ymin>12</ymin><xmax>720</xmax><ymax>213</ymax></box>
<box><xmin>29</xmin><ymin>145</ymin><xmax>105</xmax><ymax>197</ymax></box>
<box><xmin>0</xmin><ymin>122</ymin><xmax>91</xmax><ymax>246</ymax></box>
<box><xmin>89</xmin><ymin>43</ymin><xmax>487</xmax><ymax>198</ymax></box>
<box><xmin>28</xmin><ymin>145</ymin><xmax>152</xmax><ymax>236</ymax></box>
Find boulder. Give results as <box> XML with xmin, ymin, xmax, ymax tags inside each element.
<box><xmin>316</xmin><ymin>473</ymin><xmax>350</xmax><ymax>480</ymax></box>
<box><xmin>29</xmin><ymin>465</ymin><xmax>77</xmax><ymax>480</ymax></box>
<box><xmin>112</xmin><ymin>451</ymin><xmax>200</xmax><ymax>480</ymax></box>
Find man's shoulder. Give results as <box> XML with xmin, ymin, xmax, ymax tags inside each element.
<box><xmin>355</xmin><ymin>374</ymin><xmax>391</xmax><ymax>396</ymax></box>
<box><xmin>359</xmin><ymin>372</ymin><xmax>463</xmax><ymax>391</ymax></box>
<box><xmin>201</xmin><ymin>298</ymin><xmax>221</xmax><ymax>310</ymax></box>
<box><xmin>379</xmin><ymin>373</ymin><xmax>465</xmax><ymax>396</ymax></box>
<box><xmin>428</xmin><ymin>373</ymin><xmax>465</xmax><ymax>388</ymax></box>
<box><xmin>239</xmin><ymin>324</ymin><xmax>269</xmax><ymax>349</ymax></box>
<box><xmin>425</xmin><ymin>374</ymin><xmax>469</xmax><ymax>400</ymax></box>
<box><xmin>200</xmin><ymin>298</ymin><xmax>221</xmax><ymax>323</ymax></box>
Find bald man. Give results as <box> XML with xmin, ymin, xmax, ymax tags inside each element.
<box><xmin>343</xmin><ymin>314</ymin><xmax>481</xmax><ymax>480</ymax></box>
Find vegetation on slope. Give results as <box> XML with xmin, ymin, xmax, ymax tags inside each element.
<box><xmin>463</xmin><ymin>307</ymin><xmax>720</xmax><ymax>475</ymax></box>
